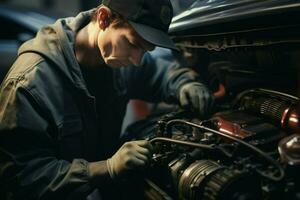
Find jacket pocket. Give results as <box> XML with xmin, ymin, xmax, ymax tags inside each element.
<box><xmin>58</xmin><ymin>115</ymin><xmax>84</xmax><ymax>160</ymax></box>
<box><xmin>61</xmin><ymin>115</ymin><xmax>83</xmax><ymax>137</ymax></box>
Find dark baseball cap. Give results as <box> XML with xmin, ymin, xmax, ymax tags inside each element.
<box><xmin>101</xmin><ymin>0</ymin><xmax>179</xmax><ymax>51</ymax></box>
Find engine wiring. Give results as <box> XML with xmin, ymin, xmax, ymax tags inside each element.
<box><xmin>149</xmin><ymin>119</ymin><xmax>285</xmax><ymax>182</ymax></box>
<box><xmin>150</xmin><ymin>137</ymin><xmax>215</xmax><ymax>150</ymax></box>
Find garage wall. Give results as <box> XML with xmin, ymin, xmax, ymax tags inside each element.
<box><xmin>1</xmin><ymin>0</ymin><xmax>193</xmax><ymax>16</ymax></box>
<box><xmin>0</xmin><ymin>0</ymin><xmax>81</xmax><ymax>15</ymax></box>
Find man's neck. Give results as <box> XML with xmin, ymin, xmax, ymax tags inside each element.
<box><xmin>75</xmin><ymin>22</ymin><xmax>105</xmax><ymax>69</ymax></box>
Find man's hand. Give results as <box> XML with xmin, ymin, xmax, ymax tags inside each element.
<box><xmin>106</xmin><ymin>140</ymin><xmax>153</xmax><ymax>179</ymax></box>
<box><xmin>179</xmin><ymin>82</ymin><xmax>214</xmax><ymax>117</ymax></box>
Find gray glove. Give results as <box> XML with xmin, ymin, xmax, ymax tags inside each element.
<box><xmin>179</xmin><ymin>82</ymin><xmax>214</xmax><ymax>117</ymax></box>
<box><xmin>106</xmin><ymin>140</ymin><xmax>153</xmax><ymax>179</ymax></box>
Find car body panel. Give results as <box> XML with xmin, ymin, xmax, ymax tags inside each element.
<box><xmin>170</xmin><ymin>0</ymin><xmax>300</xmax><ymax>33</ymax></box>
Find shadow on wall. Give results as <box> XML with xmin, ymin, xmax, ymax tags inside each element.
<box><xmin>0</xmin><ymin>0</ymin><xmax>80</xmax><ymax>15</ymax></box>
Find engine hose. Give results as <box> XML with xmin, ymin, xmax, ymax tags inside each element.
<box><xmin>164</xmin><ymin>119</ymin><xmax>285</xmax><ymax>182</ymax></box>
<box><xmin>150</xmin><ymin>137</ymin><xmax>215</xmax><ymax>150</ymax></box>
<box><xmin>149</xmin><ymin>137</ymin><xmax>234</xmax><ymax>158</ymax></box>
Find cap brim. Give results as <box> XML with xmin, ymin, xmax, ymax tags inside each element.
<box><xmin>129</xmin><ymin>21</ymin><xmax>179</xmax><ymax>51</ymax></box>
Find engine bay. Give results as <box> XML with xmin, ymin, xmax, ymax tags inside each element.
<box><xmin>122</xmin><ymin>89</ymin><xmax>300</xmax><ymax>200</ymax></box>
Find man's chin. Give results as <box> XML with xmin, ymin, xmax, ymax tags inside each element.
<box><xmin>105</xmin><ymin>59</ymin><xmax>134</xmax><ymax>68</ymax></box>
<box><xmin>105</xmin><ymin>60</ymin><xmax>122</xmax><ymax>68</ymax></box>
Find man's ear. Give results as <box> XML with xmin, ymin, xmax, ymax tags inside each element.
<box><xmin>97</xmin><ymin>7</ymin><xmax>111</xmax><ymax>30</ymax></box>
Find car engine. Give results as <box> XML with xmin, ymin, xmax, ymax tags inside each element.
<box><xmin>120</xmin><ymin>89</ymin><xmax>300</xmax><ymax>196</ymax></box>
<box><xmin>123</xmin><ymin>89</ymin><xmax>300</xmax><ymax>200</ymax></box>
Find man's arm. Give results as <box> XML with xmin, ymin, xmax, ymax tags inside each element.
<box><xmin>0</xmin><ymin>78</ymin><xmax>154</xmax><ymax>200</ymax></box>
<box><xmin>120</xmin><ymin>48</ymin><xmax>197</xmax><ymax>102</ymax></box>
<box><xmin>120</xmin><ymin>47</ymin><xmax>214</xmax><ymax>116</ymax></box>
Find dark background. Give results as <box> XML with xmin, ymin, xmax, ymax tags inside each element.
<box><xmin>0</xmin><ymin>0</ymin><xmax>195</xmax><ymax>17</ymax></box>
<box><xmin>0</xmin><ymin>0</ymin><xmax>96</xmax><ymax>16</ymax></box>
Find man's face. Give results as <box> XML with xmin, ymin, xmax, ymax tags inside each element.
<box><xmin>98</xmin><ymin>22</ymin><xmax>155</xmax><ymax>68</ymax></box>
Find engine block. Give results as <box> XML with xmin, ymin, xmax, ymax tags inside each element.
<box><xmin>124</xmin><ymin>89</ymin><xmax>300</xmax><ymax>200</ymax></box>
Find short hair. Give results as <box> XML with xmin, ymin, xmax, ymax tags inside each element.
<box><xmin>91</xmin><ymin>5</ymin><xmax>127</xmax><ymax>27</ymax></box>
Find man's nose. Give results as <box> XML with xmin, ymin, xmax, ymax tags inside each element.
<box><xmin>129</xmin><ymin>48</ymin><xmax>145</xmax><ymax>66</ymax></box>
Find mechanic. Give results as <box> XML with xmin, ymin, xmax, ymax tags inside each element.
<box><xmin>0</xmin><ymin>0</ymin><xmax>213</xmax><ymax>199</ymax></box>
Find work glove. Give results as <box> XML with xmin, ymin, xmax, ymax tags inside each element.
<box><xmin>178</xmin><ymin>82</ymin><xmax>214</xmax><ymax>117</ymax></box>
<box><xmin>106</xmin><ymin>140</ymin><xmax>153</xmax><ymax>179</ymax></box>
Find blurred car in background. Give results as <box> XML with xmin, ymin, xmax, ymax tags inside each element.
<box><xmin>0</xmin><ymin>5</ymin><xmax>56</xmax><ymax>82</ymax></box>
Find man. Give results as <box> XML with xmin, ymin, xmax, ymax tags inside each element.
<box><xmin>0</xmin><ymin>0</ymin><xmax>213</xmax><ymax>199</ymax></box>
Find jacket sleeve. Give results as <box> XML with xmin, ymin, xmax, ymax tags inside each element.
<box><xmin>0</xmin><ymin>79</ymin><xmax>96</xmax><ymax>200</ymax></box>
<box><xmin>119</xmin><ymin>47</ymin><xmax>201</xmax><ymax>103</ymax></box>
